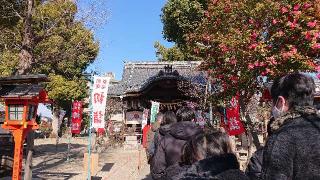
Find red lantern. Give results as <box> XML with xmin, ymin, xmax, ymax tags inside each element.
<box><xmin>0</xmin><ymin>75</ymin><xmax>51</xmax><ymax>180</ymax></box>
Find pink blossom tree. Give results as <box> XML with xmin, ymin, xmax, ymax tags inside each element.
<box><xmin>188</xmin><ymin>0</ymin><xmax>320</xmax><ymax>105</ymax></box>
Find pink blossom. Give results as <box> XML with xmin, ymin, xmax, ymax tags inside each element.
<box><xmin>307</xmin><ymin>21</ymin><xmax>317</xmax><ymax>28</ymax></box>
<box><xmin>260</xmin><ymin>62</ymin><xmax>266</xmax><ymax>67</ymax></box>
<box><xmin>305</xmin><ymin>31</ymin><xmax>312</xmax><ymax>40</ymax></box>
<box><xmin>278</xmin><ymin>31</ymin><xmax>284</xmax><ymax>36</ymax></box>
<box><xmin>248</xmin><ymin>64</ymin><xmax>255</xmax><ymax>69</ymax></box>
<box><xmin>254</xmin><ymin>61</ymin><xmax>260</xmax><ymax>67</ymax></box>
<box><xmin>265</xmin><ymin>68</ymin><xmax>271</xmax><ymax>73</ymax></box>
<box><xmin>291</xmin><ymin>47</ymin><xmax>297</xmax><ymax>54</ymax></box>
<box><xmin>219</xmin><ymin>44</ymin><xmax>229</xmax><ymax>52</ymax></box>
<box><xmin>203</xmin><ymin>35</ymin><xmax>210</xmax><ymax>42</ymax></box>
<box><xmin>204</xmin><ymin>11</ymin><xmax>210</xmax><ymax>18</ymax></box>
<box><xmin>303</xmin><ymin>3</ymin><xmax>312</xmax><ymax>9</ymax></box>
<box><xmin>281</xmin><ymin>7</ymin><xmax>289</xmax><ymax>14</ymax></box>
<box><xmin>312</xmin><ymin>43</ymin><xmax>320</xmax><ymax>49</ymax></box>
<box><xmin>288</xmin><ymin>20</ymin><xmax>298</xmax><ymax>29</ymax></box>
<box><xmin>316</xmin><ymin>66</ymin><xmax>320</xmax><ymax>72</ymax></box>
<box><xmin>317</xmin><ymin>73</ymin><xmax>320</xmax><ymax>79</ymax></box>
<box><xmin>272</xmin><ymin>19</ymin><xmax>277</xmax><ymax>25</ymax></box>
<box><xmin>249</xmin><ymin>43</ymin><xmax>258</xmax><ymax>50</ymax></box>
<box><xmin>268</xmin><ymin>57</ymin><xmax>277</xmax><ymax>65</ymax></box>
<box><xmin>211</xmin><ymin>0</ymin><xmax>219</xmax><ymax>5</ymax></box>
<box><xmin>261</xmin><ymin>71</ymin><xmax>267</xmax><ymax>76</ymax></box>
<box><xmin>315</xmin><ymin>32</ymin><xmax>320</xmax><ymax>39</ymax></box>
<box><xmin>249</xmin><ymin>18</ymin><xmax>254</xmax><ymax>24</ymax></box>
<box><xmin>194</xmin><ymin>48</ymin><xmax>200</xmax><ymax>54</ymax></box>
<box><xmin>230</xmin><ymin>58</ymin><xmax>237</xmax><ymax>65</ymax></box>
<box><xmin>293</xmin><ymin>4</ymin><xmax>300</xmax><ymax>11</ymax></box>
<box><xmin>251</xmin><ymin>32</ymin><xmax>258</xmax><ymax>40</ymax></box>
<box><xmin>282</xmin><ymin>51</ymin><xmax>293</xmax><ymax>59</ymax></box>
<box><xmin>292</xmin><ymin>11</ymin><xmax>301</xmax><ymax>16</ymax></box>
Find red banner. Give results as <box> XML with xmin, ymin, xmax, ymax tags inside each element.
<box><xmin>221</xmin><ymin>96</ymin><xmax>245</xmax><ymax>136</ymax></box>
<box><xmin>142</xmin><ymin>124</ymin><xmax>151</xmax><ymax>148</ymax></box>
<box><xmin>71</xmin><ymin>101</ymin><xmax>82</xmax><ymax>134</ymax></box>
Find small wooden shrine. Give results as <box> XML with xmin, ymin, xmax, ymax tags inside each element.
<box><xmin>108</xmin><ymin>61</ymin><xmax>206</xmax><ymax>148</ymax></box>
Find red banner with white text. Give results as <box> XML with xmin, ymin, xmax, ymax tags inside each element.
<box><xmin>221</xmin><ymin>96</ymin><xmax>245</xmax><ymax>136</ymax></box>
<box><xmin>71</xmin><ymin>101</ymin><xmax>83</xmax><ymax>134</ymax></box>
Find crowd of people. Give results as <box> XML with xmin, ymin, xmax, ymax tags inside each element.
<box><xmin>145</xmin><ymin>73</ymin><xmax>320</xmax><ymax>180</ymax></box>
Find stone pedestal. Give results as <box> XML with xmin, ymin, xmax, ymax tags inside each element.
<box><xmin>123</xmin><ymin>135</ymin><xmax>138</xmax><ymax>150</ymax></box>
<box><xmin>83</xmin><ymin>152</ymin><xmax>99</xmax><ymax>176</ymax></box>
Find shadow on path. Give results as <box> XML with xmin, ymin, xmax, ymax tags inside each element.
<box><xmin>33</xmin><ymin>172</ymin><xmax>79</xmax><ymax>180</ymax></box>
<box><xmin>101</xmin><ymin>163</ymin><xmax>114</xmax><ymax>172</ymax></box>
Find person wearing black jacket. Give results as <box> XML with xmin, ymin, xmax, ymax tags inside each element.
<box><xmin>153</xmin><ymin>111</ymin><xmax>177</xmax><ymax>153</ymax></box>
<box><xmin>169</xmin><ymin>130</ymin><xmax>249</xmax><ymax>180</ymax></box>
<box><xmin>262</xmin><ymin>73</ymin><xmax>320</xmax><ymax>180</ymax></box>
<box><xmin>245</xmin><ymin>147</ymin><xmax>264</xmax><ymax>180</ymax></box>
<box><xmin>151</xmin><ymin>107</ymin><xmax>203</xmax><ymax>180</ymax></box>
<box><xmin>245</xmin><ymin>117</ymin><xmax>275</xmax><ymax>180</ymax></box>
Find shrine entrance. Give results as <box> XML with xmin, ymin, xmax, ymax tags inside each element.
<box><xmin>110</xmin><ymin>62</ymin><xmax>204</xmax><ymax>149</ymax></box>
<box><xmin>124</xmin><ymin>66</ymin><xmax>195</xmax><ymax>113</ymax></box>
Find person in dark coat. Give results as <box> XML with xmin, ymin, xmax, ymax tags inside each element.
<box><xmin>151</xmin><ymin>107</ymin><xmax>202</xmax><ymax>180</ymax></box>
<box><xmin>245</xmin><ymin>117</ymin><xmax>275</xmax><ymax>180</ymax></box>
<box><xmin>149</xmin><ymin>111</ymin><xmax>177</xmax><ymax>175</ymax></box>
<box><xmin>262</xmin><ymin>73</ymin><xmax>320</xmax><ymax>180</ymax></box>
<box><xmin>245</xmin><ymin>147</ymin><xmax>264</xmax><ymax>180</ymax></box>
<box><xmin>146</xmin><ymin>112</ymin><xmax>163</xmax><ymax>163</ymax></box>
<box><xmin>153</xmin><ymin>111</ymin><xmax>177</xmax><ymax>152</ymax></box>
<box><xmin>169</xmin><ymin>130</ymin><xmax>249</xmax><ymax>180</ymax></box>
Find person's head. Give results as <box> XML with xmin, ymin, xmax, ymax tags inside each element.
<box><xmin>271</xmin><ymin>73</ymin><xmax>315</xmax><ymax>118</ymax></box>
<box><xmin>162</xmin><ymin>111</ymin><xmax>177</xmax><ymax>125</ymax></box>
<box><xmin>176</xmin><ymin>107</ymin><xmax>195</xmax><ymax>122</ymax></box>
<box><xmin>182</xmin><ymin>130</ymin><xmax>233</xmax><ymax>165</ymax></box>
<box><xmin>156</xmin><ymin>112</ymin><xmax>164</xmax><ymax>124</ymax></box>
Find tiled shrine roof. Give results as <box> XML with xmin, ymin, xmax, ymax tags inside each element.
<box><xmin>108</xmin><ymin>61</ymin><xmax>206</xmax><ymax>96</ymax></box>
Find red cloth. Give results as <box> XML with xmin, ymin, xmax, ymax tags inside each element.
<box><xmin>71</xmin><ymin>101</ymin><xmax>82</xmax><ymax>134</ymax></box>
<box><xmin>97</xmin><ymin>128</ymin><xmax>105</xmax><ymax>135</ymax></box>
<box><xmin>142</xmin><ymin>125</ymin><xmax>151</xmax><ymax>148</ymax></box>
<box><xmin>221</xmin><ymin>96</ymin><xmax>245</xmax><ymax>136</ymax></box>
<box><xmin>262</xmin><ymin>89</ymin><xmax>272</xmax><ymax>101</ymax></box>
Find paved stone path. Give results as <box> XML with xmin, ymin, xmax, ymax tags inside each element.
<box><xmin>30</xmin><ymin>138</ymin><xmax>151</xmax><ymax>180</ymax></box>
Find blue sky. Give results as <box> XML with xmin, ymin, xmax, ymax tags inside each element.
<box><xmin>85</xmin><ymin>0</ymin><xmax>172</xmax><ymax>80</ymax></box>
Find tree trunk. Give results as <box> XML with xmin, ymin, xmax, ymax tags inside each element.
<box><xmin>239</xmin><ymin>101</ymin><xmax>261</xmax><ymax>161</ymax></box>
<box><xmin>51</xmin><ymin>107</ymin><xmax>60</xmax><ymax>138</ymax></box>
<box><xmin>24</xmin><ymin>131</ymin><xmax>34</xmax><ymax>180</ymax></box>
<box><xmin>18</xmin><ymin>0</ymin><xmax>35</xmax><ymax>179</ymax></box>
<box><xmin>17</xmin><ymin>0</ymin><xmax>34</xmax><ymax>75</ymax></box>
<box><xmin>244</xmin><ymin>113</ymin><xmax>261</xmax><ymax>150</ymax></box>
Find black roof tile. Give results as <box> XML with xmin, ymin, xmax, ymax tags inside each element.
<box><xmin>108</xmin><ymin>61</ymin><xmax>204</xmax><ymax>96</ymax></box>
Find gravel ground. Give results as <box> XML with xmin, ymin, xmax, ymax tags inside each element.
<box><xmin>13</xmin><ymin>137</ymin><xmax>151</xmax><ymax>180</ymax></box>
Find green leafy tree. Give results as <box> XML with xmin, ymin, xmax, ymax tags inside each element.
<box><xmin>161</xmin><ymin>0</ymin><xmax>207</xmax><ymax>45</ymax></box>
<box><xmin>0</xmin><ymin>0</ymin><xmax>102</xmax><ymax>178</ymax></box>
<box><xmin>0</xmin><ymin>0</ymin><xmax>98</xmax><ymax>108</ymax></box>
<box><xmin>156</xmin><ymin>0</ymin><xmax>207</xmax><ymax>61</ymax></box>
<box><xmin>154</xmin><ymin>41</ymin><xmax>185</xmax><ymax>61</ymax></box>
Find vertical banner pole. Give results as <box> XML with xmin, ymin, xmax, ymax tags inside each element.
<box><xmin>87</xmin><ymin>74</ymin><xmax>94</xmax><ymax>180</ymax></box>
<box><xmin>67</xmin><ymin>133</ymin><xmax>70</xmax><ymax>162</ymax></box>
<box><xmin>67</xmin><ymin>100</ymin><xmax>72</xmax><ymax>162</ymax></box>
<box><xmin>208</xmin><ymin>82</ymin><xmax>213</xmax><ymax>125</ymax></box>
